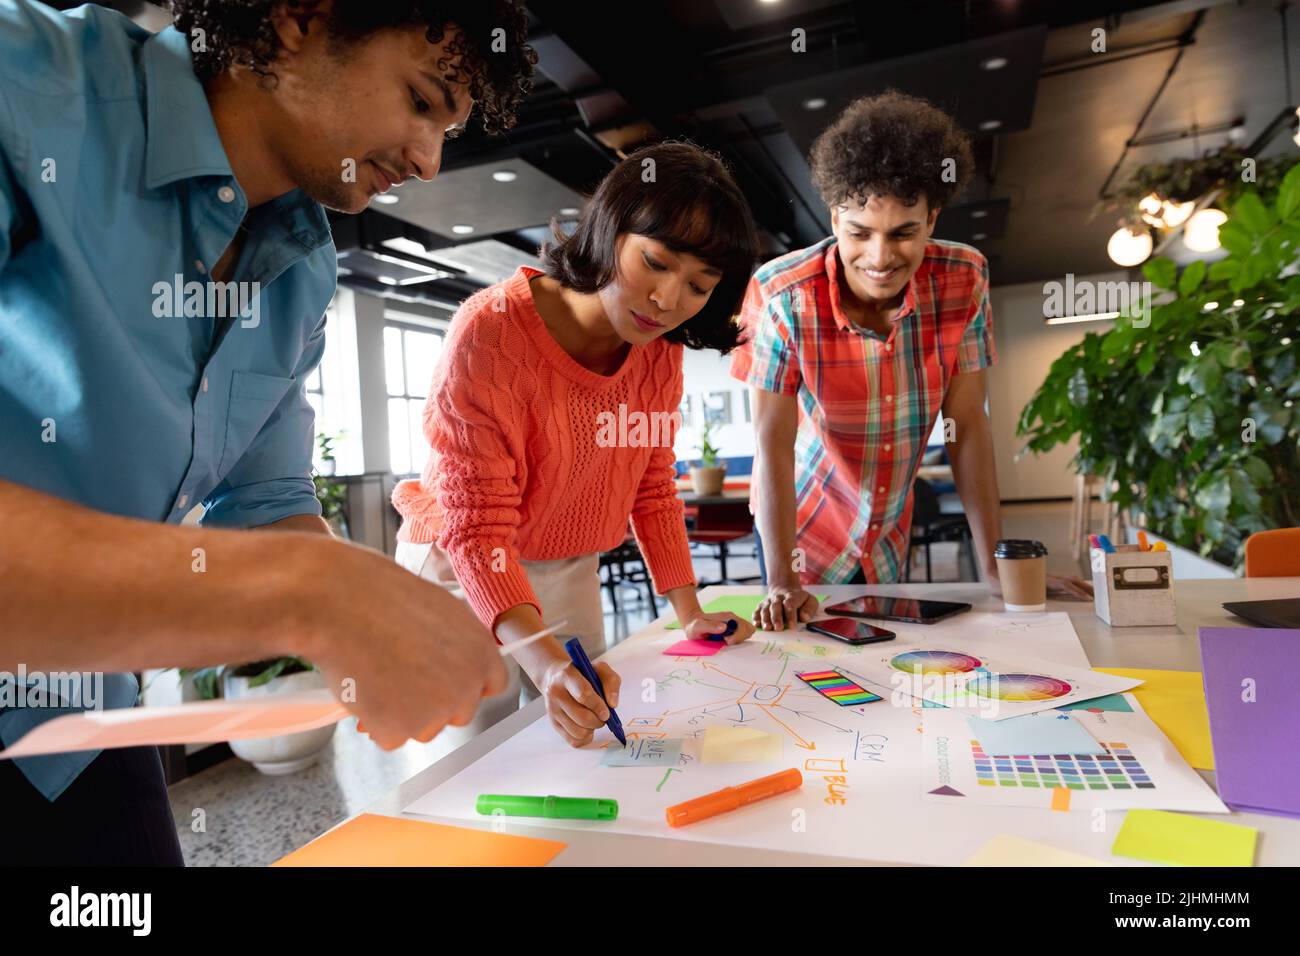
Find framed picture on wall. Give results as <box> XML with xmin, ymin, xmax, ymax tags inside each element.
<box><xmin>703</xmin><ymin>391</ymin><xmax>732</xmax><ymax>425</ymax></box>
<box><xmin>678</xmin><ymin>394</ymin><xmax>693</xmax><ymax>426</ymax></box>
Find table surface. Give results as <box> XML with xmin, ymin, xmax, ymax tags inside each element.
<box><xmin>362</xmin><ymin>578</ymin><xmax>1300</xmax><ymax>866</ymax></box>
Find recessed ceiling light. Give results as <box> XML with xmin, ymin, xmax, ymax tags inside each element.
<box><xmin>803</xmin><ymin>97</ymin><xmax>827</xmax><ymax>111</ymax></box>
<box><xmin>559</xmin><ymin>207</ymin><xmax>581</xmax><ymax>217</ymax></box>
<box><xmin>373</xmin><ymin>194</ymin><xmax>399</xmax><ymax>205</ymax></box>
<box><xmin>492</xmin><ymin>170</ymin><xmax>518</xmax><ymax>182</ymax></box>
<box><xmin>451</xmin><ymin>224</ymin><xmax>474</xmax><ymax>235</ymax></box>
<box><xmin>972</xmin><ymin>233</ymin><xmax>987</xmax><ymax>241</ymax></box>
<box><xmin>970</xmin><ymin>209</ymin><xmax>988</xmax><ymax>219</ymax></box>
<box><xmin>979</xmin><ymin>119</ymin><xmax>1002</xmax><ymax>131</ymax></box>
<box><xmin>980</xmin><ymin>56</ymin><xmax>1008</xmax><ymax>71</ymax></box>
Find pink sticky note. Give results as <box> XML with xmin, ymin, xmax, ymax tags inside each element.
<box><xmin>663</xmin><ymin>639</ymin><xmax>723</xmax><ymax>657</ymax></box>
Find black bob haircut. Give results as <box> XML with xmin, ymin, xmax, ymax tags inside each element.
<box><xmin>164</xmin><ymin>0</ymin><xmax>537</xmax><ymax>135</ymax></box>
<box><xmin>541</xmin><ymin>142</ymin><xmax>759</xmax><ymax>354</ymax></box>
<box><xmin>809</xmin><ymin>90</ymin><xmax>974</xmax><ymax>212</ymax></box>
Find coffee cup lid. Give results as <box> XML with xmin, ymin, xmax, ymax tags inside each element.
<box><xmin>994</xmin><ymin>538</ymin><xmax>1048</xmax><ymax>559</ymax></box>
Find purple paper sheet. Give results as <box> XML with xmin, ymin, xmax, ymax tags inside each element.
<box><xmin>1199</xmin><ymin>627</ymin><xmax>1300</xmax><ymax>819</ymax></box>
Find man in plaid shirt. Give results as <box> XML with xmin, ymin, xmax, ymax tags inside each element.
<box><xmin>732</xmin><ymin>92</ymin><xmax>1091</xmax><ymax>629</ymax></box>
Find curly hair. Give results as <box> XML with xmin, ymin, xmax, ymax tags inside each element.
<box><xmin>164</xmin><ymin>1</ymin><xmax>537</xmax><ymax>135</ymax></box>
<box><xmin>809</xmin><ymin>90</ymin><xmax>974</xmax><ymax>211</ymax></box>
<box><xmin>541</xmin><ymin>141</ymin><xmax>759</xmax><ymax>354</ymax></box>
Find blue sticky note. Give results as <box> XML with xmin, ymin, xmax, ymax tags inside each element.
<box><xmin>602</xmin><ymin>738</ymin><xmax>684</xmax><ymax>767</ymax></box>
<box><xmin>967</xmin><ymin>713</ymin><xmax>1107</xmax><ymax>756</ymax></box>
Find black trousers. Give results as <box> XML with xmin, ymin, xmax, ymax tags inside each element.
<box><xmin>0</xmin><ymin>744</ymin><xmax>185</xmax><ymax>866</ymax></box>
<box><xmin>753</xmin><ymin>524</ymin><xmax>867</xmax><ymax>587</ymax></box>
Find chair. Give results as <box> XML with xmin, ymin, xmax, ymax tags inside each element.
<box><xmin>906</xmin><ymin>477</ymin><xmax>978</xmax><ymax>582</ymax></box>
<box><xmin>1244</xmin><ymin>528</ymin><xmax>1300</xmax><ymax>577</ymax></box>
<box><xmin>1069</xmin><ymin>473</ymin><xmax>1123</xmax><ymax>561</ymax></box>
<box><xmin>598</xmin><ymin>535</ymin><xmax>659</xmax><ymax>616</ymax></box>
<box><xmin>687</xmin><ymin>499</ymin><xmax>759</xmax><ymax>586</ymax></box>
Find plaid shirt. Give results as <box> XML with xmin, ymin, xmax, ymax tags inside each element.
<box><xmin>731</xmin><ymin>237</ymin><xmax>996</xmax><ymax>584</ymax></box>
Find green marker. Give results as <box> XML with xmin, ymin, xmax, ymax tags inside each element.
<box><xmin>476</xmin><ymin>794</ymin><xmax>618</xmax><ymax>820</ymax></box>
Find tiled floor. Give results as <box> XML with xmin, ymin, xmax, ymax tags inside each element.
<box><xmin>170</xmin><ymin>500</ymin><xmax>1082</xmax><ymax>865</ymax></box>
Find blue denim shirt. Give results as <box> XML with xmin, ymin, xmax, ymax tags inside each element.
<box><xmin>0</xmin><ymin>1</ymin><xmax>337</xmax><ymax>799</ymax></box>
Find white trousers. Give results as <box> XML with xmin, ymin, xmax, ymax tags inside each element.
<box><xmin>394</xmin><ymin>540</ymin><xmax>607</xmax><ymax>735</ymax></box>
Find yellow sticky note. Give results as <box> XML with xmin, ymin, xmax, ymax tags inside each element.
<box><xmin>963</xmin><ymin>835</ymin><xmax>1109</xmax><ymax>867</ymax></box>
<box><xmin>783</xmin><ymin>641</ymin><xmax>843</xmax><ymax>659</ymax></box>
<box><xmin>1112</xmin><ymin>810</ymin><xmax>1257</xmax><ymax>867</ymax></box>
<box><xmin>271</xmin><ymin>813</ymin><xmax>567</xmax><ymax>867</ymax></box>
<box><xmin>1094</xmin><ymin>667</ymin><xmax>1214</xmax><ymax>770</ymax></box>
<box><xmin>700</xmin><ymin>726</ymin><xmax>783</xmax><ymax>764</ymax></box>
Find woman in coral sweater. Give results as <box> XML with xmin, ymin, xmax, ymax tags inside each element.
<box><xmin>392</xmin><ymin>142</ymin><xmax>760</xmax><ymax>747</ymax></box>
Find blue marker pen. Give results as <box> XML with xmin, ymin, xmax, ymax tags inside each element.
<box><xmin>1096</xmin><ymin>534</ymin><xmax>1117</xmax><ymax>553</ymax></box>
<box><xmin>563</xmin><ymin>637</ymin><xmax>626</xmax><ymax>746</ymax></box>
<box><xmin>707</xmin><ymin>619</ymin><xmax>739</xmax><ymax>642</ymax></box>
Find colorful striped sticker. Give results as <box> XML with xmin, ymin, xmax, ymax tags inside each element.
<box><xmin>797</xmin><ymin>669</ymin><xmax>883</xmax><ymax>707</ymax></box>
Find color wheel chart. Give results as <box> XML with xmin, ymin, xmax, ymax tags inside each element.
<box><xmin>966</xmin><ymin>673</ymin><xmax>1073</xmax><ymax>702</ymax></box>
<box><xmin>889</xmin><ymin>650</ymin><xmax>984</xmax><ymax>674</ymax></box>
<box><xmin>970</xmin><ymin>739</ymin><xmax>1155</xmax><ymax>791</ymax></box>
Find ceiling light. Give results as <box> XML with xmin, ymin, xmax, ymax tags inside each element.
<box><xmin>373</xmin><ymin>194</ymin><xmax>399</xmax><ymax>205</ymax></box>
<box><xmin>803</xmin><ymin>97</ymin><xmax>827</xmax><ymax>111</ymax></box>
<box><xmin>1160</xmin><ymin>200</ymin><xmax>1194</xmax><ymax>228</ymax></box>
<box><xmin>972</xmin><ymin>232</ymin><xmax>987</xmax><ymax>241</ymax></box>
<box><xmin>970</xmin><ymin>209</ymin><xmax>988</xmax><ymax>219</ymax></box>
<box><xmin>1183</xmin><ymin>208</ymin><xmax>1227</xmax><ymax>252</ymax></box>
<box><xmin>1106</xmin><ymin>225</ymin><xmax>1152</xmax><ymax>267</ymax></box>
<box><xmin>1045</xmin><ymin>311</ymin><xmax>1121</xmax><ymax>326</ymax></box>
<box><xmin>492</xmin><ymin>170</ymin><xmax>518</xmax><ymax>182</ymax></box>
<box><xmin>451</xmin><ymin>224</ymin><xmax>474</xmax><ymax>235</ymax></box>
<box><xmin>978</xmin><ymin>119</ymin><xmax>1002</xmax><ymax>131</ymax></box>
<box><xmin>559</xmin><ymin>207</ymin><xmax>581</xmax><ymax>217</ymax></box>
<box><xmin>980</xmin><ymin>56</ymin><xmax>1008</xmax><ymax>70</ymax></box>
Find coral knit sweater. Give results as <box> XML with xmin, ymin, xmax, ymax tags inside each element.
<box><xmin>392</xmin><ymin>266</ymin><xmax>696</xmax><ymax>630</ymax></box>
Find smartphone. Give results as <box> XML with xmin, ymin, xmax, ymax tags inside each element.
<box><xmin>805</xmin><ymin>617</ymin><xmax>897</xmax><ymax>645</ymax></box>
<box><xmin>823</xmin><ymin>595</ymin><xmax>972</xmax><ymax>625</ymax></box>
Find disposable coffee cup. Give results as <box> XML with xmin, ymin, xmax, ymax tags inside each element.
<box><xmin>994</xmin><ymin>539</ymin><xmax>1048</xmax><ymax>612</ymax></box>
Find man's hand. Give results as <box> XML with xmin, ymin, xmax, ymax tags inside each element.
<box><xmin>754</xmin><ymin>587</ymin><xmax>820</xmax><ymax>630</ymax></box>
<box><xmin>303</xmin><ymin>538</ymin><xmax>508</xmax><ymax>750</ymax></box>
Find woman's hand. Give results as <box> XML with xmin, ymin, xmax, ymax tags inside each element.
<box><xmin>538</xmin><ymin>658</ymin><xmax>622</xmax><ymax>748</ymax></box>
<box><xmin>683</xmin><ymin>611</ymin><xmax>756</xmax><ymax>645</ymax></box>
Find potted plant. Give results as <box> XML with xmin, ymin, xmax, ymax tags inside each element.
<box><xmin>690</xmin><ymin>420</ymin><xmax>727</xmax><ymax>496</ymax></box>
<box><xmin>182</xmin><ymin>659</ymin><xmax>336</xmax><ymax>775</ymax></box>
<box><xmin>314</xmin><ymin>432</ymin><xmax>349</xmax><ymax>538</ymax></box>
<box><xmin>1018</xmin><ymin>161</ymin><xmax>1300</xmax><ymax>570</ymax></box>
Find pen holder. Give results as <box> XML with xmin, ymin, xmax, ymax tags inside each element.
<box><xmin>1090</xmin><ymin>544</ymin><xmax>1177</xmax><ymax>627</ymax></box>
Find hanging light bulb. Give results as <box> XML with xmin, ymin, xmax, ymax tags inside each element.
<box><xmin>1184</xmin><ymin>208</ymin><xmax>1227</xmax><ymax>252</ymax></box>
<box><xmin>1293</xmin><ymin>105</ymin><xmax>1300</xmax><ymax>148</ymax></box>
<box><xmin>1107</xmin><ymin>225</ymin><xmax>1153</xmax><ymax>266</ymax></box>
<box><xmin>1138</xmin><ymin>193</ymin><xmax>1166</xmax><ymax>226</ymax></box>
<box><xmin>1160</xmin><ymin>200</ymin><xmax>1195</xmax><ymax>228</ymax></box>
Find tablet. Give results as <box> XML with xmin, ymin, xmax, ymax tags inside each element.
<box><xmin>822</xmin><ymin>595</ymin><xmax>972</xmax><ymax>625</ymax></box>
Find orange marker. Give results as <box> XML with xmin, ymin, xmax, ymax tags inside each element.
<box><xmin>665</xmin><ymin>768</ymin><xmax>803</xmax><ymax>827</ymax></box>
<box><xmin>1138</xmin><ymin>530</ymin><xmax>1150</xmax><ymax>551</ymax></box>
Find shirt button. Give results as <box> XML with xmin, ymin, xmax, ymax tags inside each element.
<box><xmin>217</xmin><ymin>186</ymin><xmax>236</xmax><ymax>203</ymax></box>
<box><xmin>878</xmin><ymin>486</ymin><xmax>886</xmax><ymax>494</ymax></box>
<box><xmin>195</xmin><ymin>259</ymin><xmax>206</xmax><ymax>274</ymax></box>
<box><xmin>177</xmin><ymin>494</ymin><xmax>189</xmax><ymax>509</ymax></box>
<box><xmin>885</xmin><ymin>395</ymin><xmax>893</xmax><ymax>403</ymax></box>
<box><xmin>202</xmin><ymin>376</ymin><xmax>209</xmax><ymax>392</ymax></box>
<box><xmin>885</xmin><ymin>344</ymin><xmax>892</xmax><ymax>352</ymax></box>
<box><xmin>871</xmin><ymin>523</ymin><xmax>879</xmax><ymax>531</ymax></box>
<box><xmin>883</xmin><ymin>443</ymin><xmax>892</xmax><ymax>452</ymax></box>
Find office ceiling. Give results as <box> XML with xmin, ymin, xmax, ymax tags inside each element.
<box><xmin>72</xmin><ymin>0</ymin><xmax>1300</xmax><ymax>296</ymax></box>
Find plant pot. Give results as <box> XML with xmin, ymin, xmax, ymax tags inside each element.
<box><xmin>222</xmin><ymin>668</ymin><xmax>337</xmax><ymax>775</ymax></box>
<box><xmin>690</xmin><ymin>465</ymin><xmax>726</xmax><ymax>496</ymax></box>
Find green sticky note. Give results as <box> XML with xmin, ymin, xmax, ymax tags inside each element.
<box><xmin>1112</xmin><ymin>810</ymin><xmax>1257</xmax><ymax>867</ymax></box>
<box><xmin>667</xmin><ymin>594</ymin><xmax>830</xmax><ymax>628</ymax></box>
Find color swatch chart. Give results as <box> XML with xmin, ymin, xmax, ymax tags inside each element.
<box><xmin>969</xmin><ymin>740</ymin><xmax>1156</xmax><ymax>791</ymax></box>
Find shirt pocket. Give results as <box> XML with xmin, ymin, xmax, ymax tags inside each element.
<box><xmin>218</xmin><ymin>370</ymin><xmax>294</xmax><ymax>476</ymax></box>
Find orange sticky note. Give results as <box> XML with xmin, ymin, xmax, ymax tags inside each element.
<box><xmin>272</xmin><ymin>814</ymin><xmax>567</xmax><ymax>867</ymax></box>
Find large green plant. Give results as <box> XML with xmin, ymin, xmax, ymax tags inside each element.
<box><xmin>1019</xmin><ymin>161</ymin><xmax>1300</xmax><ymax>568</ymax></box>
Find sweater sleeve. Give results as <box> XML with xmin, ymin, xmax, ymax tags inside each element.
<box><xmin>629</xmin><ymin>354</ymin><xmax>696</xmax><ymax>595</ymax></box>
<box><xmin>430</xmin><ymin>310</ymin><xmax>542</xmax><ymax>631</ymax></box>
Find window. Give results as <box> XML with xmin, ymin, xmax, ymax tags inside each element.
<box><xmin>385</xmin><ymin>322</ymin><xmax>444</xmax><ymax>475</ymax></box>
<box><xmin>304</xmin><ymin>296</ymin><xmax>365</xmax><ymax>475</ymax></box>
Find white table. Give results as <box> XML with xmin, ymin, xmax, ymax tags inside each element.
<box><xmin>361</xmin><ymin>578</ymin><xmax>1300</xmax><ymax>866</ymax></box>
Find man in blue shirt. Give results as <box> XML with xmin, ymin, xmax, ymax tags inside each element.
<box><xmin>0</xmin><ymin>0</ymin><xmax>536</xmax><ymax>864</ymax></box>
